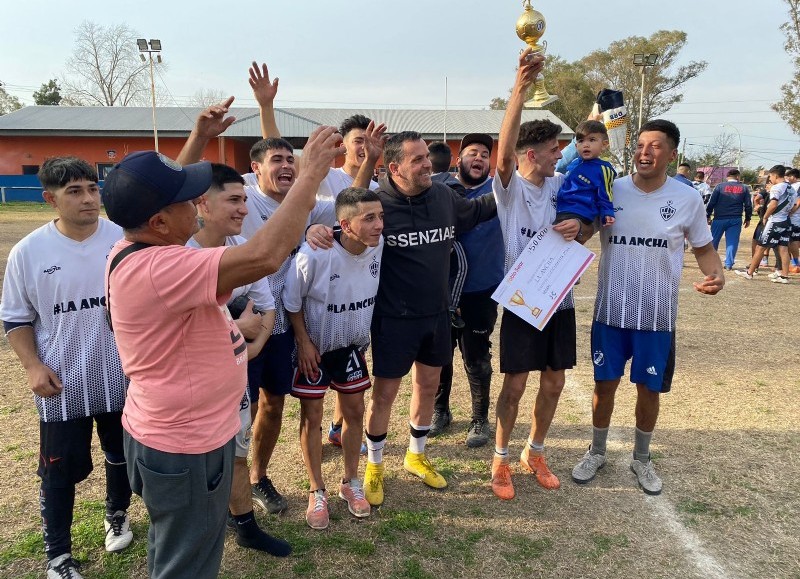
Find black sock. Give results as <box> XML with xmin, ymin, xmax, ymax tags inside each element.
<box><xmin>232</xmin><ymin>511</ymin><xmax>292</xmax><ymax>557</ymax></box>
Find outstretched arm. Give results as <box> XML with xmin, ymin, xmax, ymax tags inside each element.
<box><xmin>177</xmin><ymin>96</ymin><xmax>236</xmax><ymax>165</ymax></box>
<box><xmin>249</xmin><ymin>61</ymin><xmax>280</xmax><ymax>139</ymax></box>
<box><xmin>496</xmin><ymin>48</ymin><xmax>543</xmax><ymax>187</ymax></box>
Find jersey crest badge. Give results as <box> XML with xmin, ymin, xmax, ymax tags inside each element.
<box><xmin>370</xmin><ymin>257</ymin><xmax>380</xmax><ymax>278</ymax></box>
<box><xmin>593</xmin><ymin>350</ymin><xmax>605</xmax><ymax>366</ymax></box>
<box><xmin>660</xmin><ymin>201</ymin><xmax>676</xmax><ymax>222</ymax></box>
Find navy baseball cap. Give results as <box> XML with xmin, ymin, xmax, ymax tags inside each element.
<box><xmin>101</xmin><ymin>151</ymin><xmax>212</xmax><ymax>229</ymax></box>
<box><xmin>459</xmin><ymin>133</ymin><xmax>493</xmax><ymax>154</ymax></box>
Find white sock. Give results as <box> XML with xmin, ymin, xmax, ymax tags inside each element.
<box><xmin>367</xmin><ymin>439</ymin><xmax>385</xmax><ymax>464</ymax></box>
<box><xmin>408</xmin><ymin>421</ymin><xmax>430</xmax><ymax>454</ymax></box>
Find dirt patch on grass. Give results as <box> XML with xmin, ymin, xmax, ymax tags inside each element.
<box><xmin>0</xmin><ymin>209</ymin><xmax>797</xmax><ymax>578</ymax></box>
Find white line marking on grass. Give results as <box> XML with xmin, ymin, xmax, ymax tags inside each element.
<box><xmin>563</xmin><ymin>373</ymin><xmax>733</xmax><ymax>579</ymax></box>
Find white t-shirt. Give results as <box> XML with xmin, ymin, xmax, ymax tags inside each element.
<box><xmin>594</xmin><ymin>175</ymin><xmax>712</xmax><ymax>332</ymax></box>
<box><xmin>315</xmin><ymin>167</ymin><xmax>379</xmax><ymax>202</ymax></box>
<box><xmin>283</xmin><ymin>237</ymin><xmax>383</xmax><ymax>354</ymax></box>
<box><xmin>240</xmin><ymin>177</ymin><xmax>336</xmax><ymax>334</ymax></box>
<box><xmin>493</xmin><ymin>170</ymin><xmax>573</xmax><ymax>311</ymax></box>
<box><xmin>0</xmin><ymin>219</ymin><xmax>128</xmax><ymax>422</ymax></box>
<box><xmin>186</xmin><ymin>235</ymin><xmax>275</xmax><ymax>311</ymax></box>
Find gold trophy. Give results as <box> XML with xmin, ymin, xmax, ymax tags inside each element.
<box><xmin>510</xmin><ymin>289</ymin><xmax>542</xmax><ymax>318</ymax></box>
<box><xmin>515</xmin><ymin>0</ymin><xmax>558</xmax><ymax>108</ymax></box>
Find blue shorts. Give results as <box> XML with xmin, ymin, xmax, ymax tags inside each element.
<box><xmin>591</xmin><ymin>321</ymin><xmax>675</xmax><ymax>393</ymax></box>
<box><xmin>247</xmin><ymin>327</ymin><xmax>296</xmax><ymax>400</ymax></box>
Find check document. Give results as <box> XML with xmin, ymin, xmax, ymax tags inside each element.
<box><xmin>492</xmin><ymin>227</ymin><xmax>595</xmax><ymax>330</ymax></box>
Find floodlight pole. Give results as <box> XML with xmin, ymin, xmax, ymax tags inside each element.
<box><xmin>633</xmin><ymin>53</ymin><xmax>659</xmax><ymax>132</ymax></box>
<box><xmin>138</xmin><ymin>39</ymin><xmax>162</xmax><ymax>152</ymax></box>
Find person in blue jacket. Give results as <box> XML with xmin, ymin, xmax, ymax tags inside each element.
<box><xmin>555</xmin><ymin>120</ymin><xmax>616</xmax><ymax>227</ymax></box>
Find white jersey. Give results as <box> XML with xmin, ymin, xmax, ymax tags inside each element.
<box><xmin>0</xmin><ymin>219</ymin><xmax>128</xmax><ymax>422</ymax></box>
<box><xmin>790</xmin><ymin>182</ymin><xmax>800</xmax><ymax>226</ymax></box>
<box><xmin>768</xmin><ymin>182</ymin><xmax>793</xmax><ymax>223</ymax></box>
<box><xmin>240</xmin><ymin>179</ymin><xmax>336</xmax><ymax>334</ymax></box>
<box><xmin>283</xmin><ymin>237</ymin><xmax>383</xmax><ymax>354</ymax></box>
<box><xmin>316</xmin><ymin>167</ymin><xmax>379</xmax><ymax>202</ymax></box>
<box><xmin>186</xmin><ymin>235</ymin><xmax>275</xmax><ymax>311</ymax></box>
<box><xmin>493</xmin><ymin>170</ymin><xmax>573</xmax><ymax>311</ymax></box>
<box><xmin>594</xmin><ymin>175</ymin><xmax>712</xmax><ymax>332</ymax></box>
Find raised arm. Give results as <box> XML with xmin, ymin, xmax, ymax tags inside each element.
<box><xmin>496</xmin><ymin>48</ymin><xmax>543</xmax><ymax>187</ymax></box>
<box><xmin>216</xmin><ymin>126</ymin><xmax>345</xmax><ymax>294</ymax></box>
<box><xmin>353</xmin><ymin>120</ymin><xmax>387</xmax><ymax>189</ymax></box>
<box><xmin>177</xmin><ymin>96</ymin><xmax>236</xmax><ymax>165</ymax></box>
<box><xmin>249</xmin><ymin>61</ymin><xmax>281</xmax><ymax>139</ymax></box>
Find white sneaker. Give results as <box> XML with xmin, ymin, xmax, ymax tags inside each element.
<box><xmin>104</xmin><ymin>510</ymin><xmax>133</xmax><ymax>552</ymax></box>
<box><xmin>735</xmin><ymin>270</ymin><xmax>753</xmax><ymax>280</ymax></box>
<box><xmin>630</xmin><ymin>456</ymin><xmax>663</xmax><ymax>495</ymax></box>
<box><xmin>47</xmin><ymin>553</ymin><xmax>83</xmax><ymax>579</ymax></box>
<box><xmin>572</xmin><ymin>448</ymin><xmax>606</xmax><ymax>484</ymax></box>
<box><xmin>767</xmin><ymin>271</ymin><xmax>780</xmax><ymax>280</ymax></box>
<box><xmin>771</xmin><ymin>275</ymin><xmax>789</xmax><ymax>284</ymax></box>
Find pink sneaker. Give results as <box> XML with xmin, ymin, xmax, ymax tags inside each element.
<box><xmin>305</xmin><ymin>490</ymin><xmax>329</xmax><ymax>530</ymax></box>
<box><xmin>339</xmin><ymin>479</ymin><xmax>371</xmax><ymax>518</ymax></box>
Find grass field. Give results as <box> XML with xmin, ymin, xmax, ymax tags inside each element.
<box><xmin>0</xmin><ymin>205</ymin><xmax>798</xmax><ymax>579</ymax></box>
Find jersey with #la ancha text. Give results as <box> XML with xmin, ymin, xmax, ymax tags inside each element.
<box><xmin>283</xmin><ymin>236</ymin><xmax>383</xmax><ymax>355</ymax></box>
<box><xmin>594</xmin><ymin>175</ymin><xmax>712</xmax><ymax>332</ymax></box>
<box><xmin>240</xmin><ymin>178</ymin><xmax>336</xmax><ymax>334</ymax></box>
<box><xmin>493</xmin><ymin>170</ymin><xmax>574</xmax><ymax>311</ymax></box>
<box><xmin>0</xmin><ymin>219</ymin><xmax>128</xmax><ymax>422</ymax></box>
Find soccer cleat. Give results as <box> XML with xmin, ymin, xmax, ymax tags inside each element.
<box><xmin>429</xmin><ymin>408</ymin><xmax>451</xmax><ymax>437</ymax></box>
<box><xmin>734</xmin><ymin>270</ymin><xmax>753</xmax><ymax>280</ymax></box>
<box><xmin>519</xmin><ymin>447</ymin><xmax>560</xmax><ymax>490</ymax></box>
<box><xmin>491</xmin><ymin>458</ymin><xmax>515</xmax><ymax>500</ymax></box>
<box><xmin>630</xmin><ymin>456</ymin><xmax>663</xmax><ymax>495</ymax></box>
<box><xmin>104</xmin><ymin>510</ymin><xmax>133</xmax><ymax>552</ymax></box>
<box><xmin>403</xmin><ymin>450</ymin><xmax>447</xmax><ymax>489</ymax></box>
<box><xmin>572</xmin><ymin>448</ymin><xmax>607</xmax><ymax>484</ymax></box>
<box><xmin>327</xmin><ymin>423</ymin><xmax>367</xmax><ymax>455</ymax></box>
<box><xmin>465</xmin><ymin>418</ymin><xmax>491</xmax><ymax>448</ymax></box>
<box><xmin>305</xmin><ymin>490</ymin><xmax>329</xmax><ymax>530</ymax></box>
<box><xmin>46</xmin><ymin>553</ymin><xmax>83</xmax><ymax>579</ymax></box>
<box><xmin>339</xmin><ymin>479</ymin><xmax>371</xmax><ymax>518</ymax></box>
<box><xmin>252</xmin><ymin>476</ymin><xmax>288</xmax><ymax>514</ymax></box>
<box><xmin>363</xmin><ymin>462</ymin><xmax>385</xmax><ymax>506</ymax></box>
<box><xmin>771</xmin><ymin>275</ymin><xmax>789</xmax><ymax>284</ymax></box>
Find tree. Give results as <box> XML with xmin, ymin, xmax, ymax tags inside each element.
<box><xmin>33</xmin><ymin>79</ymin><xmax>62</xmax><ymax>105</ymax></box>
<box><xmin>192</xmin><ymin>88</ymin><xmax>228</xmax><ymax>108</ymax></box>
<box><xmin>0</xmin><ymin>85</ymin><xmax>23</xmax><ymax>115</ymax></box>
<box><xmin>772</xmin><ymin>0</ymin><xmax>800</xmax><ymax>134</ymax></box>
<box><xmin>62</xmin><ymin>21</ymin><xmax>153</xmax><ymax>106</ymax></box>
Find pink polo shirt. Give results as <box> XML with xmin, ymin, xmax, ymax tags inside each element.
<box><xmin>106</xmin><ymin>241</ymin><xmax>246</xmax><ymax>454</ymax></box>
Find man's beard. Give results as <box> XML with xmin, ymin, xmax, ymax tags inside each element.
<box><xmin>458</xmin><ymin>161</ymin><xmax>489</xmax><ymax>187</ymax></box>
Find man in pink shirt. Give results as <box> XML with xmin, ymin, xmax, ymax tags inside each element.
<box><xmin>102</xmin><ymin>108</ymin><xmax>343</xmax><ymax>578</ymax></box>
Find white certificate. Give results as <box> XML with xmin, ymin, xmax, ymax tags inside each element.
<box><xmin>492</xmin><ymin>226</ymin><xmax>595</xmax><ymax>330</ymax></box>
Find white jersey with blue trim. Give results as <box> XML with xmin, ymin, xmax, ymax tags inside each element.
<box><xmin>283</xmin><ymin>237</ymin><xmax>383</xmax><ymax>355</ymax></box>
<box><xmin>594</xmin><ymin>175</ymin><xmax>712</xmax><ymax>332</ymax></box>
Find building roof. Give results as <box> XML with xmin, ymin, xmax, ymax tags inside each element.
<box><xmin>0</xmin><ymin>106</ymin><xmax>573</xmax><ymax>140</ymax></box>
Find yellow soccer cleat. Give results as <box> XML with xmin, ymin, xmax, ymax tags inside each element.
<box><xmin>364</xmin><ymin>462</ymin><xmax>385</xmax><ymax>506</ymax></box>
<box><xmin>403</xmin><ymin>450</ymin><xmax>447</xmax><ymax>489</ymax></box>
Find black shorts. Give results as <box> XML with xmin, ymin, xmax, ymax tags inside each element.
<box><xmin>499</xmin><ymin>307</ymin><xmax>576</xmax><ymax>373</ymax></box>
<box><xmin>247</xmin><ymin>328</ymin><xmax>296</xmax><ymax>400</ymax></box>
<box><xmin>38</xmin><ymin>412</ymin><xmax>125</xmax><ymax>488</ymax></box>
<box><xmin>290</xmin><ymin>345</ymin><xmax>371</xmax><ymax>399</ymax></box>
<box><xmin>371</xmin><ymin>311</ymin><xmax>452</xmax><ymax>378</ymax></box>
<box><xmin>758</xmin><ymin>219</ymin><xmax>791</xmax><ymax>248</ymax></box>
<box><xmin>791</xmin><ymin>224</ymin><xmax>800</xmax><ymax>243</ymax></box>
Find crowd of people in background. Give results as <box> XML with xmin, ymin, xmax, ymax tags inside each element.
<box><xmin>22</xmin><ymin>49</ymin><xmax>800</xmax><ymax>579</ymax></box>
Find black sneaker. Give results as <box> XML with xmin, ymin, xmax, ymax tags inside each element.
<box><xmin>252</xmin><ymin>476</ymin><xmax>288</xmax><ymax>514</ymax></box>
<box><xmin>465</xmin><ymin>419</ymin><xmax>491</xmax><ymax>448</ymax></box>
<box><xmin>47</xmin><ymin>553</ymin><xmax>83</xmax><ymax>579</ymax></box>
<box><xmin>429</xmin><ymin>408</ymin><xmax>451</xmax><ymax>437</ymax></box>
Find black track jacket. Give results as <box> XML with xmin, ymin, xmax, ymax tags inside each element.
<box><xmin>375</xmin><ymin>174</ymin><xmax>497</xmax><ymax>318</ymax></box>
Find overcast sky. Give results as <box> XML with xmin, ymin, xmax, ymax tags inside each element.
<box><xmin>2</xmin><ymin>0</ymin><xmax>796</xmax><ymax>167</ymax></box>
